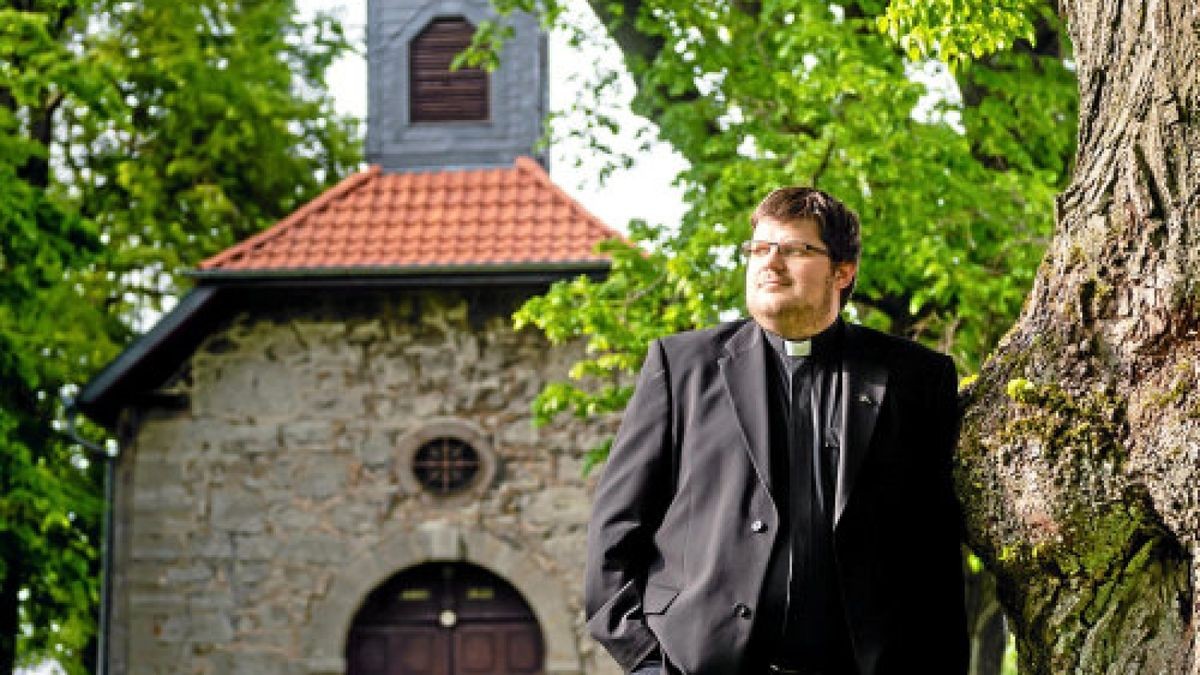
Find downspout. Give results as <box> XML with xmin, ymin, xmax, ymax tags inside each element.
<box><xmin>62</xmin><ymin>397</ymin><xmax>117</xmax><ymax>675</ymax></box>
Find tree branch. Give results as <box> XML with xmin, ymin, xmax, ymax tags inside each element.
<box><xmin>854</xmin><ymin>291</ymin><xmax>941</xmax><ymax>337</ymax></box>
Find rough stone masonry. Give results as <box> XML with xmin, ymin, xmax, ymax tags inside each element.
<box><xmin>108</xmin><ymin>288</ymin><xmax>621</xmax><ymax>675</ymax></box>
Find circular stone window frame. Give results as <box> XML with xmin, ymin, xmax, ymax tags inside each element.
<box><xmin>395</xmin><ymin>418</ymin><xmax>497</xmax><ymax>506</ymax></box>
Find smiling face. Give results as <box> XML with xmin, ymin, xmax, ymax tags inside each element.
<box><xmin>745</xmin><ymin>216</ymin><xmax>857</xmax><ymax>339</ymax></box>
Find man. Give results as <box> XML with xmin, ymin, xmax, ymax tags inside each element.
<box><xmin>584</xmin><ymin>187</ymin><xmax>968</xmax><ymax>675</ymax></box>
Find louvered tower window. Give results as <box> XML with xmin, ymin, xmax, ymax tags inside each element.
<box><xmin>410</xmin><ymin>17</ymin><xmax>489</xmax><ymax>122</ymax></box>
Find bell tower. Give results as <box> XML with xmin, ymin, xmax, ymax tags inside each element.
<box><xmin>366</xmin><ymin>0</ymin><xmax>548</xmax><ymax>172</ymax></box>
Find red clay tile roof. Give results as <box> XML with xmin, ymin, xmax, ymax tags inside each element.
<box><xmin>198</xmin><ymin>157</ymin><xmax>619</xmax><ymax>274</ymax></box>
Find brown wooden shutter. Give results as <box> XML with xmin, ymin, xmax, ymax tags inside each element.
<box><xmin>410</xmin><ymin>17</ymin><xmax>489</xmax><ymax>123</ymax></box>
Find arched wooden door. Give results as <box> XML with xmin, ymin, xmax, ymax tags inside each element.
<box><xmin>346</xmin><ymin>562</ymin><xmax>545</xmax><ymax>675</ymax></box>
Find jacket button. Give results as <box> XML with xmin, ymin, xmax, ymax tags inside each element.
<box><xmin>750</xmin><ymin>519</ymin><xmax>767</xmax><ymax>533</ymax></box>
<box><xmin>733</xmin><ymin>602</ymin><xmax>752</xmax><ymax>619</ymax></box>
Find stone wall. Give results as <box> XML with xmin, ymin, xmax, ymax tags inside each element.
<box><xmin>109</xmin><ymin>288</ymin><xmax>620</xmax><ymax>674</ymax></box>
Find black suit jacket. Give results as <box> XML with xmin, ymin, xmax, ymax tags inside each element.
<box><xmin>584</xmin><ymin>319</ymin><xmax>967</xmax><ymax>675</ymax></box>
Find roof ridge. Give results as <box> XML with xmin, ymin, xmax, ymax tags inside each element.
<box><xmin>512</xmin><ymin>156</ymin><xmax>625</xmax><ymax>242</ymax></box>
<box><xmin>198</xmin><ymin>165</ymin><xmax>381</xmax><ymax>270</ymax></box>
<box><xmin>196</xmin><ymin>159</ymin><xmax>623</xmax><ymax>273</ymax></box>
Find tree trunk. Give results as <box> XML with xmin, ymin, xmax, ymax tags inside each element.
<box><xmin>959</xmin><ymin>1</ymin><xmax>1199</xmax><ymax>672</ymax></box>
<box><xmin>0</xmin><ymin>542</ymin><xmax>21</xmax><ymax>675</ymax></box>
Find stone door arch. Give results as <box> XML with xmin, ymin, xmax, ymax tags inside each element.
<box><xmin>347</xmin><ymin>562</ymin><xmax>545</xmax><ymax>675</ymax></box>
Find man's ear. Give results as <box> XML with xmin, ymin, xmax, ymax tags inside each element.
<box><xmin>833</xmin><ymin>262</ymin><xmax>858</xmax><ymax>290</ymax></box>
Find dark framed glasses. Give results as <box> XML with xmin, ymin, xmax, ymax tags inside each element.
<box><xmin>739</xmin><ymin>239</ymin><xmax>831</xmax><ymax>259</ymax></box>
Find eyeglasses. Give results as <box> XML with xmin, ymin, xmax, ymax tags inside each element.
<box><xmin>739</xmin><ymin>239</ymin><xmax>831</xmax><ymax>259</ymax></box>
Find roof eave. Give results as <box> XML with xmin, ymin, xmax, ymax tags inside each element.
<box><xmin>76</xmin><ymin>286</ymin><xmax>224</xmax><ymax>429</ymax></box>
<box><xmin>186</xmin><ymin>260</ymin><xmax>612</xmax><ymax>282</ymax></box>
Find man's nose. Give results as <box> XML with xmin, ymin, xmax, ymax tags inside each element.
<box><xmin>761</xmin><ymin>245</ymin><xmax>787</xmax><ymax>268</ymax></box>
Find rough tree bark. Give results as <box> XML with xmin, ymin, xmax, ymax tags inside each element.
<box><xmin>959</xmin><ymin>0</ymin><xmax>1199</xmax><ymax>672</ymax></box>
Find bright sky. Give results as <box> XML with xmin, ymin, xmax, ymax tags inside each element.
<box><xmin>299</xmin><ymin>0</ymin><xmax>688</xmax><ymax>234</ymax></box>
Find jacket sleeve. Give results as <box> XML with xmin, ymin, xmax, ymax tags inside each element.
<box><xmin>584</xmin><ymin>338</ymin><xmax>676</xmax><ymax>671</ymax></box>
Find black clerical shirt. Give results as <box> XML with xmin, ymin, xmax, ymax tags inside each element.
<box><xmin>755</xmin><ymin>320</ymin><xmax>856</xmax><ymax>673</ymax></box>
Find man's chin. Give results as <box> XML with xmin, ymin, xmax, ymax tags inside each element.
<box><xmin>747</xmin><ymin>305</ymin><xmax>791</xmax><ymax>330</ymax></box>
<box><xmin>748</xmin><ymin>297</ymin><xmax>792</xmax><ymax>318</ymax></box>
<box><xmin>749</xmin><ymin>305</ymin><xmax>834</xmax><ymax>335</ymax></box>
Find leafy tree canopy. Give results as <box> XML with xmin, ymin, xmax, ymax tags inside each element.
<box><xmin>468</xmin><ymin>0</ymin><xmax>1078</xmax><ymax>466</ymax></box>
<box><xmin>0</xmin><ymin>1</ymin><xmax>359</xmax><ymax>671</ymax></box>
<box><xmin>879</xmin><ymin>0</ymin><xmax>1044</xmax><ymax>67</ymax></box>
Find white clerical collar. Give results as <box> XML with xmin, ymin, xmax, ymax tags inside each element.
<box><xmin>784</xmin><ymin>339</ymin><xmax>812</xmax><ymax>357</ymax></box>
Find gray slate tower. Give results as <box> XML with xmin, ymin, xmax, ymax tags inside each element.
<box><xmin>366</xmin><ymin>0</ymin><xmax>548</xmax><ymax>171</ymax></box>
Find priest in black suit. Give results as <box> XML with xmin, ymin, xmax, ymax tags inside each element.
<box><xmin>584</xmin><ymin>187</ymin><xmax>968</xmax><ymax>675</ymax></box>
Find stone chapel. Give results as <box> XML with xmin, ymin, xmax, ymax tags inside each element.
<box><xmin>77</xmin><ymin>0</ymin><xmax>624</xmax><ymax>672</ymax></box>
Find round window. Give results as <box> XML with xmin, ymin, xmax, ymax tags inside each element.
<box><xmin>412</xmin><ymin>437</ymin><xmax>482</xmax><ymax>495</ymax></box>
<box><xmin>393</xmin><ymin>419</ymin><xmax>497</xmax><ymax>504</ymax></box>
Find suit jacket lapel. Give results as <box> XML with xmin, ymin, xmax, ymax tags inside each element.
<box><xmin>719</xmin><ymin>321</ymin><xmax>773</xmax><ymax>494</ymax></box>
<box><xmin>835</xmin><ymin>325</ymin><xmax>888</xmax><ymax>528</ymax></box>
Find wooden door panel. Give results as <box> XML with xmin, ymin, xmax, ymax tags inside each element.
<box><xmin>347</xmin><ymin>564</ymin><xmax>544</xmax><ymax>675</ymax></box>
<box><xmin>392</xmin><ymin>628</ymin><xmax>447</xmax><ymax>675</ymax></box>
<box><xmin>505</xmin><ymin>626</ymin><xmax>540</xmax><ymax>672</ymax></box>
<box><xmin>348</xmin><ymin>626</ymin><xmax>448</xmax><ymax>675</ymax></box>
<box><xmin>453</xmin><ymin>624</ymin><xmax>542</xmax><ymax>675</ymax></box>
<box><xmin>348</xmin><ymin>630</ymin><xmax>388</xmax><ymax>675</ymax></box>
<box><xmin>456</xmin><ymin>628</ymin><xmax>498</xmax><ymax>673</ymax></box>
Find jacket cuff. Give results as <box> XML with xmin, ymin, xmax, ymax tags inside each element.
<box><xmin>614</xmin><ymin>630</ymin><xmax>661</xmax><ymax>672</ymax></box>
<box><xmin>586</xmin><ymin>612</ymin><xmax>660</xmax><ymax>672</ymax></box>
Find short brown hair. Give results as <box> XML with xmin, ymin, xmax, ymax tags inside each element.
<box><xmin>751</xmin><ymin>186</ymin><xmax>861</xmax><ymax>305</ymax></box>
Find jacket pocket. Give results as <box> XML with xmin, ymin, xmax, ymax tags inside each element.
<box><xmin>643</xmin><ymin>582</ymin><xmax>681</xmax><ymax>615</ymax></box>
